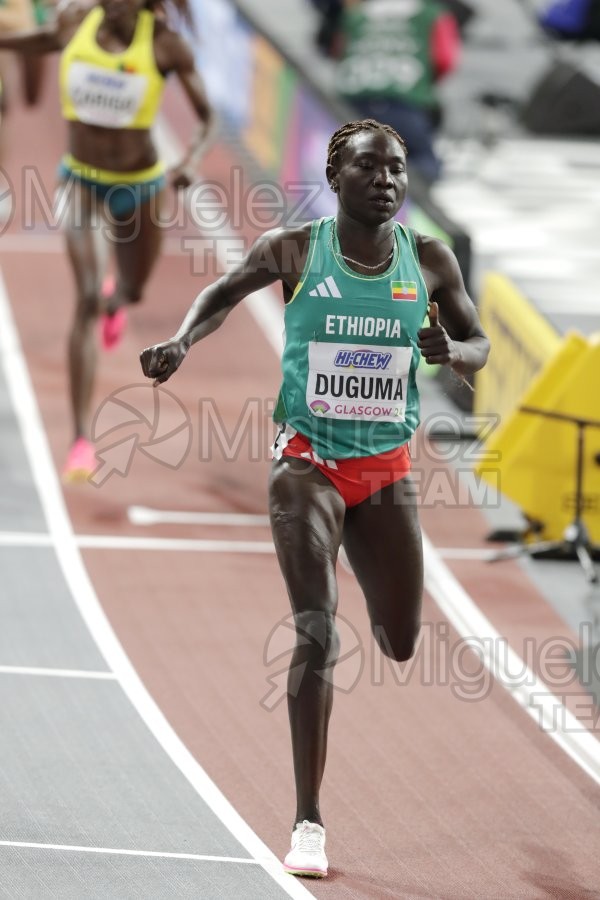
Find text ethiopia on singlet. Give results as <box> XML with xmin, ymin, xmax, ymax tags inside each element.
<box><xmin>324</xmin><ymin>314</ymin><xmax>401</xmax><ymax>339</ymax></box>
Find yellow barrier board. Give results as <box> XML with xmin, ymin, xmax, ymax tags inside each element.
<box><xmin>477</xmin><ymin>333</ymin><xmax>600</xmax><ymax>543</ymax></box>
<box><xmin>474</xmin><ymin>273</ymin><xmax>561</xmax><ymax>420</ymax></box>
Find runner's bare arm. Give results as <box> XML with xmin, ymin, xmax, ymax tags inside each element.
<box><xmin>154</xmin><ymin>28</ymin><xmax>214</xmax><ymax>185</ymax></box>
<box><xmin>0</xmin><ymin>25</ymin><xmax>60</xmax><ymax>52</ymax></box>
<box><xmin>416</xmin><ymin>234</ymin><xmax>489</xmax><ymax>376</ymax></box>
<box><xmin>140</xmin><ymin>227</ymin><xmax>310</xmax><ymax>384</ymax></box>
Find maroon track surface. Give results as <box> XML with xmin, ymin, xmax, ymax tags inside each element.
<box><xmin>3</xmin><ymin>64</ymin><xmax>600</xmax><ymax>899</ymax></box>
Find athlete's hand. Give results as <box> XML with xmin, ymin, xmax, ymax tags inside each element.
<box><xmin>417</xmin><ymin>300</ymin><xmax>460</xmax><ymax>367</ymax></box>
<box><xmin>169</xmin><ymin>164</ymin><xmax>196</xmax><ymax>191</ymax></box>
<box><xmin>139</xmin><ymin>338</ymin><xmax>189</xmax><ymax>386</ymax></box>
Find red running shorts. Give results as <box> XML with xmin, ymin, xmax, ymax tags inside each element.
<box><xmin>278</xmin><ymin>430</ymin><xmax>411</xmax><ymax>507</ymax></box>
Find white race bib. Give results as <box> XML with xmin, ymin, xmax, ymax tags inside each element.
<box><xmin>307</xmin><ymin>342</ymin><xmax>412</xmax><ymax>422</ymax></box>
<box><xmin>340</xmin><ymin>54</ymin><xmax>423</xmax><ymax>94</ymax></box>
<box><xmin>67</xmin><ymin>62</ymin><xmax>148</xmax><ymax>128</ymax></box>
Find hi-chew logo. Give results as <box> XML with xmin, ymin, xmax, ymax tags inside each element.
<box><xmin>334</xmin><ymin>349</ymin><xmax>392</xmax><ymax>370</ymax></box>
<box><xmin>391</xmin><ymin>280</ymin><xmax>417</xmax><ymax>301</ymax></box>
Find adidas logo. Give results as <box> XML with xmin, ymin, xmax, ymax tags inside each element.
<box><xmin>309</xmin><ymin>276</ymin><xmax>341</xmax><ymax>298</ymax></box>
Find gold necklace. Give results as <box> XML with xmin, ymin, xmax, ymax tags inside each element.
<box><xmin>329</xmin><ymin>223</ymin><xmax>396</xmax><ymax>271</ymax></box>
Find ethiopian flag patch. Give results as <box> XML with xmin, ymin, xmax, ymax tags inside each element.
<box><xmin>391</xmin><ymin>281</ymin><xmax>418</xmax><ymax>301</ymax></box>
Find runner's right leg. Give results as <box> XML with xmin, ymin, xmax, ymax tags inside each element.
<box><xmin>269</xmin><ymin>457</ymin><xmax>346</xmax><ymax>827</ymax></box>
<box><xmin>62</xmin><ymin>178</ymin><xmax>105</xmax><ymax>443</ymax></box>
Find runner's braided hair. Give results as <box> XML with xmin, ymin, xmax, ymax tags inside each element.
<box><xmin>327</xmin><ymin>120</ymin><xmax>407</xmax><ymax>171</ymax></box>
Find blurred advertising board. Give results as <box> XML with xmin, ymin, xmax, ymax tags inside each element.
<box><xmin>188</xmin><ymin>0</ymin><xmax>254</xmax><ymax>131</ymax></box>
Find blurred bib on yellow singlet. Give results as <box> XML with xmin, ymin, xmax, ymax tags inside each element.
<box><xmin>60</xmin><ymin>7</ymin><xmax>164</xmax><ymax>129</ymax></box>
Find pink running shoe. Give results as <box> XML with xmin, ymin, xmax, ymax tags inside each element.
<box><xmin>62</xmin><ymin>437</ymin><xmax>96</xmax><ymax>484</ymax></box>
<box><xmin>101</xmin><ymin>307</ymin><xmax>127</xmax><ymax>350</ymax></box>
<box><xmin>100</xmin><ymin>275</ymin><xmax>127</xmax><ymax>351</ymax></box>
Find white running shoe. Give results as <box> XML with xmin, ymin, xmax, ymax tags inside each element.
<box><xmin>283</xmin><ymin>820</ymin><xmax>328</xmax><ymax>878</ymax></box>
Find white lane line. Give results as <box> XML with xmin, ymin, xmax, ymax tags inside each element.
<box><xmin>244</xmin><ymin>287</ymin><xmax>285</xmax><ymax>356</ymax></box>
<box><xmin>0</xmin><ymin>532</ymin><xmax>509</xmax><ymax>560</ymax></box>
<box><xmin>0</xmin><ymin>532</ymin><xmax>275</xmax><ymax>552</ymax></box>
<box><xmin>0</xmin><ymin>841</ymin><xmax>263</xmax><ymax>864</ymax></box>
<box><xmin>0</xmin><ymin>271</ymin><xmax>314</xmax><ymax>900</ymax></box>
<box><xmin>0</xmin><ymin>666</ymin><xmax>116</xmax><ymax>679</ymax></box>
<box><xmin>128</xmin><ymin>505</ymin><xmax>271</xmax><ymax>527</ymax></box>
<box><xmin>423</xmin><ymin>533</ymin><xmax>600</xmax><ymax>786</ymax></box>
<box><xmin>435</xmin><ymin>547</ymin><xmax>501</xmax><ymax>561</ymax></box>
<box><xmin>0</xmin><ymin>532</ymin><xmax>53</xmax><ymax>546</ymax></box>
<box><xmin>77</xmin><ymin>535</ymin><xmax>275</xmax><ymax>553</ymax></box>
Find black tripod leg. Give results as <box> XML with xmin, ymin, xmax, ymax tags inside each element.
<box><xmin>575</xmin><ymin>545</ymin><xmax>599</xmax><ymax>584</ymax></box>
<box><xmin>488</xmin><ymin>541</ymin><xmax>564</xmax><ymax>563</ymax></box>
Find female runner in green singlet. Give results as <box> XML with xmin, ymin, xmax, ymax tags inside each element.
<box><xmin>0</xmin><ymin>0</ymin><xmax>213</xmax><ymax>480</ymax></box>
<box><xmin>140</xmin><ymin>119</ymin><xmax>490</xmax><ymax>879</ymax></box>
